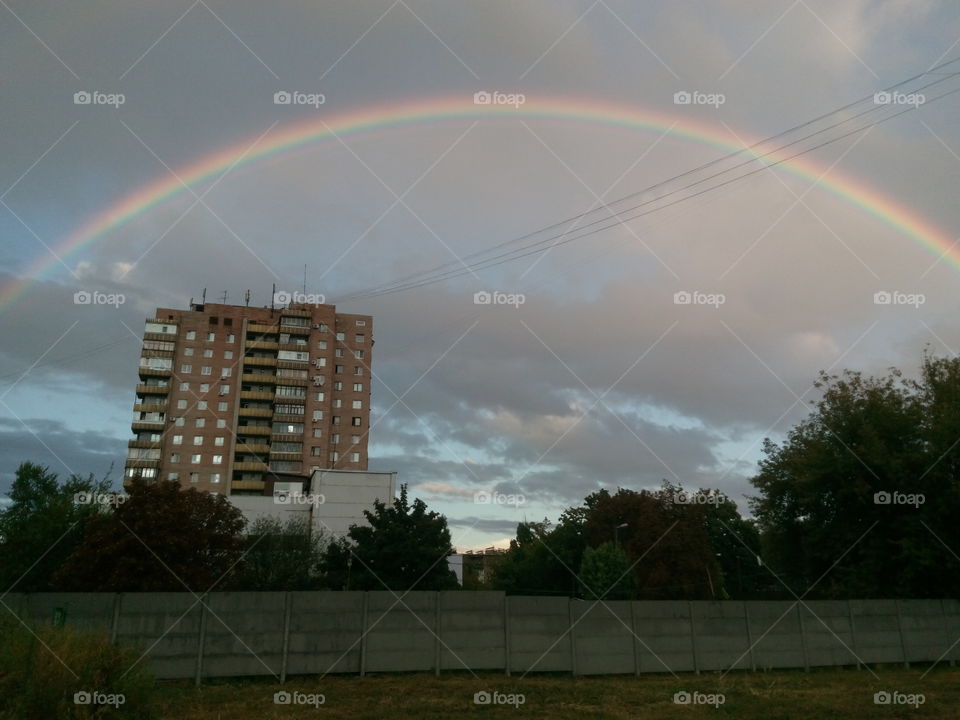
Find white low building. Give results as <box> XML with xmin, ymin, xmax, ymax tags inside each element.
<box><xmin>229</xmin><ymin>469</ymin><xmax>396</xmax><ymax>538</ymax></box>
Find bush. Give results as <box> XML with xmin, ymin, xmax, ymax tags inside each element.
<box><xmin>0</xmin><ymin>614</ymin><xmax>157</xmax><ymax>719</ymax></box>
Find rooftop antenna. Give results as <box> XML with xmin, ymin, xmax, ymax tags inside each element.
<box><xmin>271</xmin><ymin>283</ymin><xmax>276</xmax><ymax>313</ymax></box>
<box><xmin>219</xmin><ymin>290</ymin><xmax>228</xmax><ymax>304</ymax></box>
<box><xmin>201</xmin><ymin>288</ymin><xmax>206</xmax><ymax>304</ymax></box>
<box><xmin>303</xmin><ymin>264</ymin><xmax>307</xmax><ymax>296</ymax></box>
<box><xmin>244</xmin><ymin>289</ymin><xmax>251</xmax><ymax>307</ymax></box>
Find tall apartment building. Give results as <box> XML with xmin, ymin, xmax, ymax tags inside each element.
<box><xmin>124</xmin><ymin>301</ymin><xmax>373</xmax><ymax>496</ymax></box>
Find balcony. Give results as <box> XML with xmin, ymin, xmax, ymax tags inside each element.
<box><xmin>236</xmin><ymin>442</ymin><xmax>270</xmax><ymax>454</ymax></box>
<box><xmin>231</xmin><ymin>479</ymin><xmax>266</xmax><ymax>491</ymax></box>
<box><xmin>270</xmin><ymin>433</ymin><xmax>302</xmax><ymax>443</ymax></box>
<box><xmin>278</xmin><ymin>342</ymin><xmax>310</xmax><ymax>352</ymax></box>
<box><xmin>134</xmin><ymin>400</ymin><xmax>167</xmax><ymax>412</ymax></box>
<box><xmin>140</xmin><ymin>348</ymin><xmax>175</xmax><ymax>359</ymax></box>
<box><xmin>234</xmin><ymin>460</ymin><xmax>269</xmax><ymax>472</ymax></box>
<box><xmin>124</xmin><ymin>459</ymin><xmax>160</xmax><ymax>469</ymax></box>
<box><xmin>242</xmin><ymin>373</ymin><xmax>277</xmax><ymax>384</ymax></box>
<box><xmin>143</xmin><ymin>332</ymin><xmax>177</xmax><ymax>342</ymax></box>
<box><xmin>132</xmin><ymin>420</ymin><xmax>165</xmax><ymax>431</ymax></box>
<box><xmin>274</xmin><ymin>374</ymin><xmax>309</xmax><ymax>386</ymax></box>
<box><xmin>278</xmin><ymin>323</ymin><xmax>311</xmax><ymax>335</ymax></box>
<box><xmin>138</xmin><ymin>366</ymin><xmax>172</xmax><ymax>378</ymax></box>
<box><xmin>238</xmin><ymin>407</ymin><xmax>273</xmax><ymax>418</ymax></box>
<box><xmin>240</xmin><ymin>390</ymin><xmax>275</xmax><ymax>401</ymax></box>
<box><xmin>136</xmin><ymin>383</ymin><xmax>169</xmax><ymax>395</ymax></box>
<box><xmin>248</xmin><ymin>323</ymin><xmax>279</xmax><ymax>334</ymax></box>
<box><xmin>243</xmin><ymin>356</ymin><xmax>277</xmax><ymax>367</ymax></box>
<box><xmin>237</xmin><ymin>425</ymin><xmax>271</xmax><ymax>436</ymax></box>
<box><xmin>128</xmin><ymin>439</ymin><xmax>162</xmax><ymax>449</ymax></box>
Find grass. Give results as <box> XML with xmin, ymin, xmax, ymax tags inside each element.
<box><xmin>153</xmin><ymin>666</ymin><xmax>960</xmax><ymax>719</ymax></box>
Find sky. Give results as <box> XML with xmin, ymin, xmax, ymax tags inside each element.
<box><xmin>2</xmin><ymin>0</ymin><xmax>960</xmax><ymax>550</ymax></box>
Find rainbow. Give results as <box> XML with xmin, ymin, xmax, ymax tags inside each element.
<box><xmin>2</xmin><ymin>95</ymin><xmax>955</xmax><ymax>313</ymax></box>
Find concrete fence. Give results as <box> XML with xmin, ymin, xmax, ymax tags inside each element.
<box><xmin>4</xmin><ymin>593</ymin><xmax>959</xmax><ymax>682</ymax></box>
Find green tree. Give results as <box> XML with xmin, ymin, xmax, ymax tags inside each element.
<box><xmin>53</xmin><ymin>479</ymin><xmax>245</xmax><ymax>592</ymax></box>
<box><xmin>229</xmin><ymin>516</ymin><xmax>326</xmax><ymax>590</ymax></box>
<box><xmin>320</xmin><ymin>484</ymin><xmax>457</xmax><ymax>591</ymax></box>
<box><xmin>489</xmin><ymin>520</ymin><xmax>583</xmax><ymax>595</ymax></box>
<box><xmin>0</xmin><ymin>462</ymin><xmax>112</xmax><ymax>592</ymax></box>
<box><xmin>750</xmin><ymin>356</ymin><xmax>960</xmax><ymax>598</ymax></box>
<box><xmin>577</xmin><ymin>542</ymin><xmax>636</xmax><ymax>600</ymax></box>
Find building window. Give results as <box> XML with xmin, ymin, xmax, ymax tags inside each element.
<box><xmin>216</xmin><ymin>419</ymin><xmax>226</xmax><ymax>428</ymax></box>
<box><xmin>318</xmin><ymin>323</ymin><xmax>328</xmax><ymax>333</ymax></box>
<box><xmin>224</xmin><ymin>318</ymin><xmax>232</xmax><ymax>327</ymax></box>
<box><xmin>317</xmin><ymin>340</ymin><xmax>327</xmax><ymax>350</ymax></box>
<box><xmin>278</xmin><ymin>350</ymin><xmax>309</xmax><ymax>362</ymax></box>
<box><xmin>224</xmin><ymin>350</ymin><xmax>233</xmax><ymax>359</ymax></box>
<box><xmin>332</xmin><ymin>416</ymin><xmax>341</xmax><ymax>426</ymax></box>
<box><xmin>210</xmin><ymin>473</ymin><xmax>221</xmax><ymax>483</ymax></box>
<box><xmin>203</xmin><ymin>349</ymin><xmax>213</xmax><ymax>358</ymax></box>
<box><xmin>336</xmin><ymin>332</ymin><xmax>344</xmax><ymax>341</ymax></box>
<box><xmin>351</xmin><ymin>452</ymin><xmax>360</xmax><ymax>462</ymax></box>
<box><xmin>219</xmin><ymin>384</ymin><xmax>230</xmax><ymax>395</ymax></box>
<box><xmin>333</xmin><ymin>399</ymin><xmax>342</xmax><ymax>408</ymax></box>
<box><xmin>355</xmin><ymin>334</ymin><xmax>364</xmax><ymax>343</ymax></box>
<box><xmin>314</xmin><ymin>357</ymin><xmax>326</xmax><ymax>367</ymax></box>
<box><xmin>201</xmin><ymin>366</ymin><xmax>212</xmax><ymax>375</ymax></box>
<box><xmin>335</xmin><ymin>348</ymin><xmax>343</xmax><ymax>358</ymax></box>
<box><xmin>180</xmin><ymin>364</ymin><xmax>192</xmax><ymax>373</ymax></box>
<box><xmin>168</xmin><ymin>472</ymin><xmax>179</xmax><ymax>481</ymax></box>
<box><xmin>189</xmin><ymin>472</ymin><xmax>199</xmax><ymax>483</ymax></box>
<box><xmin>352</xmin><ymin>417</ymin><xmax>361</xmax><ymax>426</ymax></box>
<box><xmin>195</xmin><ymin>418</ymin><xmax>205</xmax><ymax>428</ymax></box>
<box><xmin>209</xmin><ymin>316</ymin><xmax>218</xmax><ymax>325</ymax></box>
<box><xmin>177</xmin><ymin>399</ymin><xmax>187</xmax><ymax>409</ymax></box>
<box><xmin>333</xmin><ymin>381</ymin><xmax>343</xmax><ymax>391</ymax></box>
<box><xmin>207</xmin><ymin>332</ymin><xmax>215</xmax><ymax>341</ymax></box>
<box><xmin>351</xmin><ymin>435</ymin><xmax>360</xmax><ymax>444</ymax></box>
<box><xmin>191</xmin><ymin>454</ymin><xmax>201</xmax><ymax>464</ymax></box>
<box><xmin>227</xmin><ymin>334</ymin><xmax>235</xmax><ymax>343</ymax></box>
<box><xmin>200</xmin><ymin>383</ymin><xmax>210</xmax><ymax>393</ymax></box>
<box><xmin>353</xmin><ymin>383</ymin><xmax>363</xmax><ymax>392</ymax></box>
<box><xmin>184</xmin><ymin>347</ymin><xmax>194</xmax><ymax>356</ymax></box>
<box><xmin>186</xmin><ymin>331</ymin><xmax>196</xmax><ymax>340</ymax></box>
<box><xmin>354</xmin><ymin>350</ymin><xmax>364</xmax><ymax>359</ymax></box>
<box><xmin>314</xmin><ymin>392</ymin><xmax>324</xmax><ymax>401</ymax></box>
<box><xmin>354</xmin><ymin>367</ymin><xmax>363</xmax><ymax>376</ymax></box>
<box><xmin>170</xmin><ymin>453</ymin><xmax>180</xmax><ymax>463</ymax></box>
<box><xmin>352</xmin><ymin>400</ymin><xmax>362</xmax><ymax>409</ymax></box>
<box><xmin>218</xmin><ymin>402</ymin><xmax>228</xmax><ymax>411</ymax></box>
<box><xmin>335</xmin><ymin>365</ymin><xmax>343</xmax><ymax>374</ymax></box>
<box><xmin>330</xmin><ymin>451</ymin><xmax>339</xmax><ymax>461</ymax></box>
<box><xmin>212</xmin><ymin>455</ymin><xmax>222</xmax><ymax>465</ymax></box>
<box><xmin>311</xmin><ymin>446</ymin><xmax>322</xmax><ymax>456</ymax></box>
<box><xmin>197</xmin><ymin>401</ymin><xmax>207</xmax><ymax>410</ymax></box>
<box><xmin>173</xmin><ymin>435</ymin><xmax>183</xmax><ymax>445</ymax></box>
<box><xmin>356</xmin><ymin>320</ymin><xmax>366</xmax><ymax>326</ymax></box>
<box><xmin>215</xmin><ymin>437</ymin><xmax>224</xmax><ymax>446</ymax></box>
<box><xmin>331</xmin><ymin>434</ymin><xmax>339</xmax><ymax>445</ymax></box>
<box><xmin>313</xmin><ymin>410</ymin><xmax>323</xmax><ymax>421</ymax></box>
<box><xmin>312</xmin><ymin>428</ymin><xmax>322</xmax><ymax>438</ymax></box>
<box><xmin>179</xmin><ymin>382</ymin><xmax>190</xmax><ymax>390</ymax></box>
<box><xmin>193</xmin><ymin>436</ymin><xmax>203</xmax><ymax>446</ymax></box>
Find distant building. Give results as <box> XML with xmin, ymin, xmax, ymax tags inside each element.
<box><xmin>230</xmin><ymin>468</ymin><xmax>397</xmax><ymax>537</ymax></box>
<box><xmin>124</xmin><ymin>300</ymin><xmax>373</xmax><ymax>496</ymax></box>
<box><xmin>448</xmin><ymin>547</ymin><xmax>509</xmax><ymax>588</ymax></box>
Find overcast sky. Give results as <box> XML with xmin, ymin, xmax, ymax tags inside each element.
<box><xmin>2</xmin><ymin>0</ymin><xmax>960</xmax><ymax>549</ymax></box>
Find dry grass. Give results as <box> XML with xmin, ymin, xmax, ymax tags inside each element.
<box><xmin>154</xmin><ymin>666</ymin><xmax>960</xmax><ymax>719</ymax></box>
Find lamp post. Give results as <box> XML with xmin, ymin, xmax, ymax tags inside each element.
<box><xmin>614</xmin><ymin>522</ymin><xmax>628</xmax><ymax>548</ymax></box>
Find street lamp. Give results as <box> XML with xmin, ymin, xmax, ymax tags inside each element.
<box><xmin>614</xmin><ymin>522</ymin><xmax>628</xmax><ymax>548</ymax></box>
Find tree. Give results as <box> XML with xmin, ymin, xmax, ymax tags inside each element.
<box><xmin>229</xmin><ymin>516</ymin><xmax>326</xmax><ymax>590</ymax></box>
<box><xmin>53</xmin><ymin>479</ymin><xmax>245</xmax><ymax>592</ymax></box>
<box><xmin>578</xmin><ymin>542</ymin><xmax>636</xmax><ymax>600</ymax></box>
<box><xmin>320</xmin><ymin>484</ymin><xmax>457</xmax><ymax>591</ymax></box>
<box><xmin>750</xmin><ymin>355</ymin><xmax>960</xmax><ymax>598</ymax></box>
<box><xmin>489</xmin><ymin>520</ymin><xmax>583</xmax><ymax>595</ymax></box>
<box><xmin>0</xmin><ymin>462</ymin><xmax>112</xmax><ymax>591</ymax></box>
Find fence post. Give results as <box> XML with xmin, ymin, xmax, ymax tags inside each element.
<box><xmin>631</xmin><ymin>602</ymin><xmax>640</xmax><ymax>677</ymax></box>
<box><xmin>504</xmin><ymin>595</ymin><xmax>511</xmax><ymax>677</ymax></box>
<box><xmin>797</xmin><ymin>604</ymin><xmax>809</xmax><ymax>672</ymax></box>
<box><xmin>744</xmin><ymin>602</ymin><xmax>755</xmax><ymax>672</ymax></box>
<box><xmin>280</xmin><ymin>592</ymin><xmax>292</xmax><ymax>684</ymax></box>
<box><xmin>434</xmin><ymin>592</ymin><xmax>442</xmax><ymax>677</ymax></box>
<box><xmin>110</xmin><ymin>593</ymin><xmax>122</xmax><ymax>644</ymax></box>
<box><xmin>848</xmin><ymin>600</ymin><xmax>860</xmax><ymax>670</ymax></box>
<box><xmin>360</xmin><ymin>592</ymin><xmax>369</xmax><ymax>677</ymax></box>
<box><xmin>941</xmin><ymin>599</ymin><xmax>955</xmax><ymax>667</ymax></box>
<box><xmin>689</xmin><ymin>601</ymin><xmax>699</xmax><ymax>675</ymax></box>
<box><xmin>896</xmin><ymin>599</ymin><xmax>909</xmax><ymax>669</ymax></box>
<box><xmin>568</xmin><ymin>599</ymin><xmax>577</xmax><ymax>676</ymax></box>
<box><xmin>194</xmin><ymin>594</ymin><xmax>208</xmax><ymax>688</ymax></box>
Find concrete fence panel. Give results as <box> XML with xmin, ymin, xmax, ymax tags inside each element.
<box><xmin>364</xmin><ymin>591</ymin><xmax>436</xmax><ymax>673</ymax></box>
<box><xmin>746</xmin><ymin>601</ymin><xmax>806</xmax><ymax>670</ymax></box>
<box><xmin>438</xmin><ymin>591</ymin><xmax>505</xmax><ymax>671</ymax></box>
<box><xmin>631</xmin><ymin>601</ymin><xmax>697</xmax><ymax>674</ymax></box>
<box><xmin>570</xmin><ymin>600</ymin><xmax>635</xmax><ymax>675</ymax></box>
<box><xmin>285</xmin><ymin>591</ymin><xmax>365</xmax><ymax>675</ymax></box>
<box><xmin>508</xmin><ymin>596</ymin><xmax>572</xmax><ymax>673</ymax></box>
<box><xmin>113</xmin><ymin>593</ymin><xmax>202</xmax><ymax>680</ymax></box>
<box><xmin>202</xmin><ymin>592</ymin><xmax>286</xmax><ymax>679</ymax></box>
